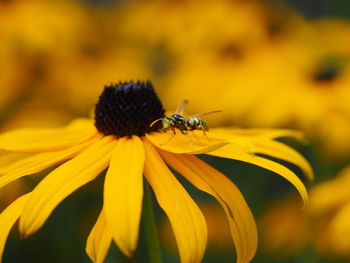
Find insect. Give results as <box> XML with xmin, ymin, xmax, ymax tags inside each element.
<box><xmin>150</xmin><ymin>100</ymin><xmax>221</xmax><ymax>145</ymax></box>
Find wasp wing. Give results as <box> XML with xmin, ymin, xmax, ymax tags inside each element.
<box><xmin>183</xmin><ymin>110</ymin><xmax>222</xmax><ymax>120</ymax></box>
<box><xmin>175</xmin><ymin>100</ymin><xmax>189</xmax><ymax>115</ymax></box>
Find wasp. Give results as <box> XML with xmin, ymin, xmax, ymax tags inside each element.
<box><xmin>150</xmin><ymin>100</ymin><xmax>221</xmax><ymax>145</ymax></box>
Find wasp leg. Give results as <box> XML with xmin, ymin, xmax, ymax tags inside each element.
<box><xmin>160</xmin><ymin>129</ymin><xmax>176</xmax><ymax>145</ymax></box>
<box><xmin>180</xmin><ymin>129</ymin><xmax>188</xmax><ymax>135</ymax></box>
<box><xmin>187</xmin><ymin>131</ymin><xmax>194</xmax><ymax>151</ymax></box>
<box><xmin>192</xmin><ymin>130</ymin><xmax>199</xmax><ymax>141</ymax></box>
<box><xmin>201</xmin><ymin>128</ymin><xmax>211</xmax><ymax>142</ymax></box>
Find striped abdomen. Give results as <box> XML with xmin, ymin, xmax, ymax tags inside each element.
<box><xmin>185</xmin><ymin>117</ymin><xmax>208</xmax><ymax>131</ymax></box>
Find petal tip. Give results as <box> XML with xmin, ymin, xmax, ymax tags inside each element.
<box><xmin>118</xmin><ymin>245</ymin><xmax>134</xmax><ymax>258</ymax></box>
<box><xmin>18</xmin><ymin>220</ymin><xmax>29</xmax><ymax>238</ymax></box>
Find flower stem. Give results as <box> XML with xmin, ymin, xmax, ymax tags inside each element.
<box><xmin>142</xmin><ymin>182</ymin><xmax>162</xmax><ymax>263</ymax></box>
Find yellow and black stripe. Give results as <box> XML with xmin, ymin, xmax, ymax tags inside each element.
<box><xmin>185</xmin><ymin>117</ymin><xmax>208</xmax><ymax>131</ymax></box>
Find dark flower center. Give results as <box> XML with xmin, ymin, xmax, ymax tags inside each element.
<box><xmin>94</xmin><ymin>81</ymin><xmax>165</xmax><ymax>137</ymax></box>
<box><xmin>312</xmin><ymin>56</ymin><xmax>345</xmax><ymax>83</ymax></box>
<box><xmin>218</xmin><ymin>42</ymin><xmax>244</xmax><ymax>61</ymax></box>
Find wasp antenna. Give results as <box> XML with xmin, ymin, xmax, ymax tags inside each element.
<box><xmin>150</xmin><ymin>118</ymin><xmax>162</xmax><ymax>127</ymax></box>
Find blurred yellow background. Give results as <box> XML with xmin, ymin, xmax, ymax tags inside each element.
<box><xmin>1</xmin><ymin>0</ymin><xmax>350</xmax><ymax>262</ymax></box>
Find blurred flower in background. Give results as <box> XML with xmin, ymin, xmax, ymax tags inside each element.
<box><xmin>259</xmin><ymin>165</ymin><xmax>350</xmax><ymax>262</ymax></box>
<box><xmin>311</xmin><ymin>165</ymin><xmax>350</xmax><ymax>259</ymax></box>
<box><xmin>0</xmin><ymin>0</ymin><xmax>90</xmax><ymax>128</ymax></box>
<box><xmin>146</xmin><ymin>1</ymin><xmax>350</xmax><ymax>160</ymax></box>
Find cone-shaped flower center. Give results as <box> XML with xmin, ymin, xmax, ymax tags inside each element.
<box><xmin>94</xmin><ymin>81</ymin><xmax>165</xmax><ymax>137</ymax></box>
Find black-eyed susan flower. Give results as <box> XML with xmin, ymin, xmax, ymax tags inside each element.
<box><xmin>162</xmin><ymin>15</ymin><xmax>350</xmax><ymax>159</ymax></box>
<box><xmin>258</xmin><ymin>165</ymin><xmax>350</xmax><ymax>261</ymax></box>
<box><xmin>0</xmin><ymin>0</ymin><xmax>88</xmax><ymax>55</ymax></box>
<box><xmin>118</xmin><ymin>0</ymin><xmax>267</xmax><ymax>55</ymax></box>
<box><xmin>309</xmin><ymin>165</ymin><xmax>350</xmax><ymax>258</ymax></box>
<box><xmin>0</xmin><ymin>81</ymin><xmax>311</xmax><ymax>263</ymax></box>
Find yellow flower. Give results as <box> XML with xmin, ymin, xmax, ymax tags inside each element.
<box><xmin>0</xmin><ymin>152</ymin><xmax>28</xmax><ymax>212</ymax></box>
<box><xmin>158</xmin><ymin>6</ymin><xmax>305</xmax><ymax>125</ymax></box>
<box><xmin>0</xmin><ymin>81</ymin><xmax>310</xmax><ymax>263</ymax></box>
<box><xmin>310</xmin><ymin>165</ymin><xmax>350</xmax><ymax>257</ymax></box>
<box><xmin>258</xmin><ymin>165</ymin><xmax>350</xmax><ymax>261</ymax></box>
<box><xmin>164</xmin><ymin>18</ymin><xmax>350</xmax><ymax>158</ymax></box>
<box><xmin>0</xmin><ymin>0</ymin><xmax>92</xmax><ymax>128</ymax></box>
<box><xmin>0</xmin><ymin>0</ymin><xmax>88</xmax><ymax>55</ymax></box>
<box><xmin>117</xmin><ymin>0</ymin><xmax>267</xmax><ymax>56</ymax></box>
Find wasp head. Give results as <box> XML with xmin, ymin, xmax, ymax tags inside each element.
<box><xmin>162</xmin><ymin>117</ymin><xmax>175</xmax><ymax>131</ymax></box>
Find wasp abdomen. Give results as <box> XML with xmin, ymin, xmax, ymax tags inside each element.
<box><xmin>185</xmin><ymin>117</ymin><xmax>208</xmax><ymax>131</ymax></box>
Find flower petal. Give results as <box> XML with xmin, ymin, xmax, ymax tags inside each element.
<box><xmin>143</xmin><ymin>138</ymin><xmax>207</xmax><ymax>263</ymax></box>
<box><xmin>86</xmin><ymin>209</ymin><xmax>112</xmax><ymax>263</ymax></box>
<box><xmin>0</xmin><ymin>118</ymin><xmax>98</xmax><ymax>152</ymax></box>
<box><xmin>209</xmin><ymin>146</ymin><xmax>308</xmax><ymax>206</ymax></box>
<box><xmin>160</xmin><ymin>151</ymin><xmax>257</xmax><ymax>263</ymax></box>
<box><xmin>0</xmin><ymin>193</ymin><xmax>30</xmax><ymax>262</ymax></box>
<box><xmin>0</xmin><ymin>152</ymin><xmax>30</xmax><ymax>170</ymax></box>
<box><xmin>209</xmin><ymin>128</ymin><xmax>304</xmax><ymax>140</ymax></box>
<box><xmin>0</xmin><ymin>137</ymin><xmax>100</xmax><ymax>190</ymax></box>
<box><xmin>309</xmin><ymin>170</ymin><xmax>350</xmax><ymax>214</ymax></box>
<box><xmin>326</xmin><ymin>203</ymin><xmax>350</xmax><ymax>254</ymax></box>
<box><xmin>19</xmin><ymin>136</ymin><xmax>117</xmax><ymax>236</ymax></box>
<box><xmin>250</xmin><ymin>139</ymin><xmax>313</xmax><ymax>181</ymax></box>
<box><xmin>146</xmin><ymin>131</ymin><xmax>229</xmax><ymax>154</ymax></box>
<box><xmin>104</xmin><ymin>136</ymin><xmax>144</xmax><ymax>257</ymax></box>
<box><xmin>66</xmin><ymin>118</ymin><xmax>95</xmax><ymax>130</ymax></box>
